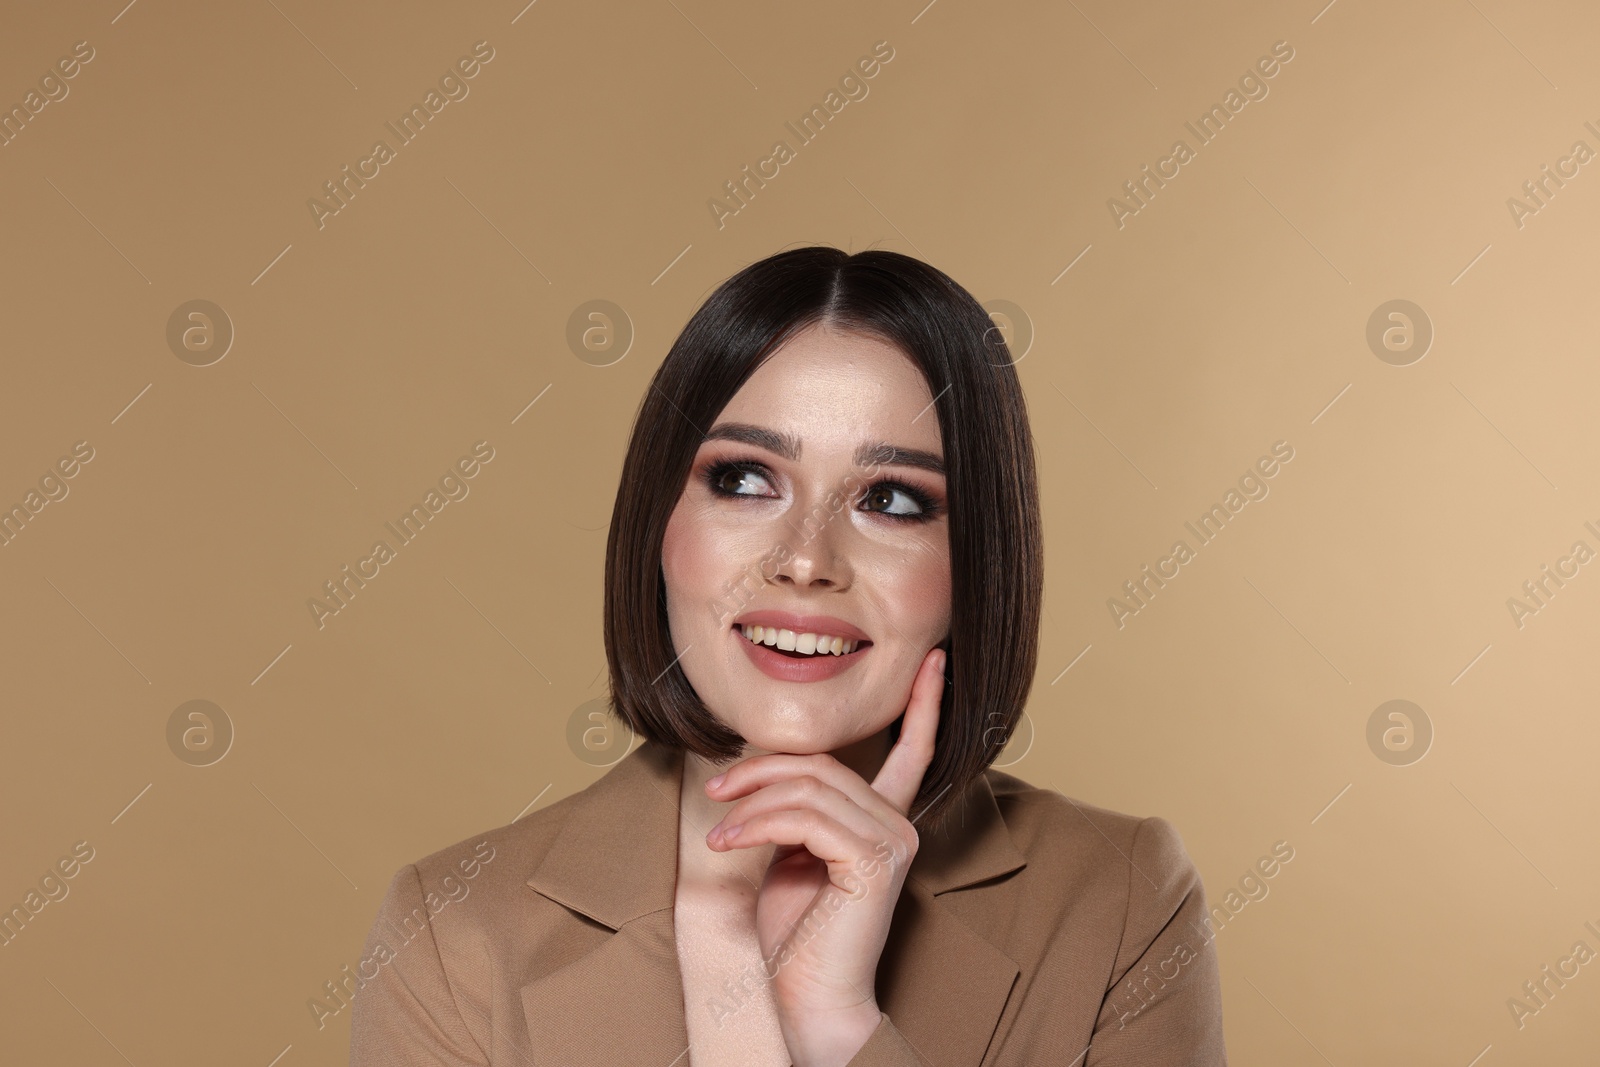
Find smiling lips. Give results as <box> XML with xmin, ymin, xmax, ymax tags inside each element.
<box><xmin>729</xmin><ymin>614</ymin><xmax>873</xmax><ymax>682</ymax></box>
<box><xmin>737</xmin><ymin>623</ymin><xmax>863</xmax><ymax>657</ymax></box>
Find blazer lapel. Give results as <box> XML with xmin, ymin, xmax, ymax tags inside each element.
<box><xmin>876</xmin><ymin>775</ymin><xmax>1030</xmax><ymax>1065</ymax></box>
<box><xmin>521</xmin><ymin>740</ymin><xmax>1029</xmax><ymax>1067</ymax></box>
<box><xmin>521</xmin><ymin>740</ymin><xmax>691</xmax><ymax>1067</ymax></box>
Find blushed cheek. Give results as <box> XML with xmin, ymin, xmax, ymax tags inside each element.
<box><xmin>660</xmin><ymin>507</ymin><xmax>707</xmax><ymax>628</ymax></box>
<box><xmin>663</xmin><ymin>500</ymin><xmax>719</xmax><ymax>581</ymax></box>
<box><xmin>902</xmin><ymin>554</ymin><xmax>952</xmax><ymax>640</ymax></box>
<box><xmin>660</xmin><ymin>510</ymin><xmax>687</xmax><ymax>581</ymax></box>
<box><xmin>663</xmin><ymin>509</ymin><xmax>757</xmax><ymax>630</ymax></box>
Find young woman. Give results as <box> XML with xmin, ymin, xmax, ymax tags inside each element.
<box><xmin>349</xmin><ymin>247</ymin><xmax>1228</xmax><ymax>1066</ymax></box>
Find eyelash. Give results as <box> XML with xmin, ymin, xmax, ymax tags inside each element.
<box><xmin>700</xmin><ymin>458</ymin><xmax>943</xmax><ymax>523</ymax></box>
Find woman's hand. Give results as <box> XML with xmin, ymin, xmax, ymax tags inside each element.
<box><xmin>703</xmin><ymin>645</ymin><xmax>947</xmax><ymax>1067</ymax></box>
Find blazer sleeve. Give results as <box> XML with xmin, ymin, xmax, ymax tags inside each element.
<box><xmin>349</xmin><ymin>864</ymin><xmax>489</xmax><ymax>1067</ymax></box>
<box><xmin>1087</xmin><ymin>816</ymin><xmax>1228</xmax><ymax>1065</ymax></box>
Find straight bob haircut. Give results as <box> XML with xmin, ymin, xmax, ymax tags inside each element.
<box><xmin>603</xmin><ymin>246</ymin><xmax>1043</xmax><ymax>833</ymax></box>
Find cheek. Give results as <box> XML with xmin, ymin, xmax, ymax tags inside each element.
<box><xmin>667</xmin><ymin>487</ymin><xmax>793</xmax><ymax>565</ymax></box>
<box><xmin>917</xmin><ymin>566</ymin><xmax>954</xmax><ymax>635</ymax></box>
<box><xmin>661</xmin><ymin>503</ymin><xmax>759</xmax><ymax>618</ymax></box>
<box><xmin>874</xmin><ymin>535</ymin><xmax>952</xmax><ymax>635</ymax></box>
<box><xmin>660</xmin><ymin>507</ymin><xmax>709</xmax><ymax>602</ymax></box>
<box><xmin>661</xmin><ymin>508</ymin><xmax>714</xmax><ymax>651</ymax></box>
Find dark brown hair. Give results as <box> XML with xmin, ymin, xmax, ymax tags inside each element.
<box><xmin>603</xmin><ymin>246</ymin><xmax>1042</xmax><ymax>832</ymax></box>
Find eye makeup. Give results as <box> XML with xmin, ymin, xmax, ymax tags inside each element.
<box><xmin>698</xmin><ymin>456</ymin><xmax>943</xmax><ymax>524</ymax></box>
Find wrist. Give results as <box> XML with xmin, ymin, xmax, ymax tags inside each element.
<box><xmin>784</xmin><ymin>1001</ymin><xmax>883</xmax><ymax>1067</ymax></box>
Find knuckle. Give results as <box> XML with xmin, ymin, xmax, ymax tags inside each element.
<box><xmin>809</xmin><ymin>752</ymin><xmax>842</xmax><ymax>774</ymax></box>
<box><xmin>886</xmin><ymin>824</ymin><xmax>917</xmax><ymax>867</ymax></box>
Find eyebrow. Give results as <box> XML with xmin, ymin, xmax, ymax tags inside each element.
<box><xmin>703</xmin><ymin>421</ymin><xmax>946</xmax><ymax>477</ymax></box>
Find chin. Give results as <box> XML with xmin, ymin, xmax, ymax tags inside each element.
<box><xmin>732</xmin><ymin>717</ymin><xmax>886</xmax><ymax>758</ymax></box>
<box><xmin>737</xmin><ymin>729</ymin><xmax>839</xmax><ymax>757</ymax></box>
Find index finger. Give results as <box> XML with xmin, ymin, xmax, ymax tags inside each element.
<box><xmin>870</xmin><ymin>647</ymin><xmax>946</xmax><ymax>816</ymax></box>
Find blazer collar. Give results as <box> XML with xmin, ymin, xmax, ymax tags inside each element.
<box><xmin>522</xmin><ymin>740</ymin><xmax>1028</xmax><ymax>1066</ymax></box>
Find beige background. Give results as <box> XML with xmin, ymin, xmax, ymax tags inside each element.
<box><xmin>2</xmin><ymin>0</ymin><xmax>1597</xmax><ymax>1063</ymax></box>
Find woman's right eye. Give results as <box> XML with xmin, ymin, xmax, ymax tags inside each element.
<box><xmin>705</xmin><ymin>461</ymin><xmax>775</xmax><ymax>498</ymax></box>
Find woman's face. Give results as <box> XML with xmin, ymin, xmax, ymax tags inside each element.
<box><xmin>660</xmin><ymin>322</ymin><xmax>952</xmax><ymax>757</ymax></box>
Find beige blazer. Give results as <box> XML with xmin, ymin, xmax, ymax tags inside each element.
<box><xmin>348</xmin><ymin>739</ymin><xmax>1228</xmax><ymax>1065</ymax></box>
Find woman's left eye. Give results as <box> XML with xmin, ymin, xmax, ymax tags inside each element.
<box><xmin>863</xmin><ymin>484</ymin><xmax>927</xmax><ymax>518</ymax></box>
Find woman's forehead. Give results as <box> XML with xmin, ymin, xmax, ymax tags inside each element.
<box><xmin>722</xmin><ymin>331</ymin><xmax>937</xmax><ymax>441</ymax></box>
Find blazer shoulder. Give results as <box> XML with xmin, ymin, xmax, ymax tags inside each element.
<box><xmin>351</xmin><ymin>772</ymin><xmax>653</xmax><ymax>1063</ymax></box>
<box><xmin>981</xmin><ymin>768</ymin><xmax>1202</xmax><ymax>896</ymax></box>
<box><xmin>400</xmin><ymin>781</ymin><xmax>594</xmax><ymax>906</ymax></box>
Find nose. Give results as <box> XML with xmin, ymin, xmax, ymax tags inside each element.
<box><xmin>770</xmin><ymin>506</ymin><xmax>854</xmax><ymax>590</ymax></box>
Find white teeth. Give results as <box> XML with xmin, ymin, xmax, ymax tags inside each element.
<box><xmin>739</xmin><ymin>624</ymin><xmax>859</xmax><ymax>656</ymax></box>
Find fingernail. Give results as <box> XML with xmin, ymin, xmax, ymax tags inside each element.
<box><xmin>936</xmin><ymin>650</ymin><xmax>947</xmax><ymax>673</ymax></box>
<box><xmin>721</xmin><ymin>824</ymin><xmax>742</xmax><ymax>841</ymax></box>
<box><xmin>707</xmin><ymin>772</ymin><xmax>725</xmax><ymax>790</ymax></box>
